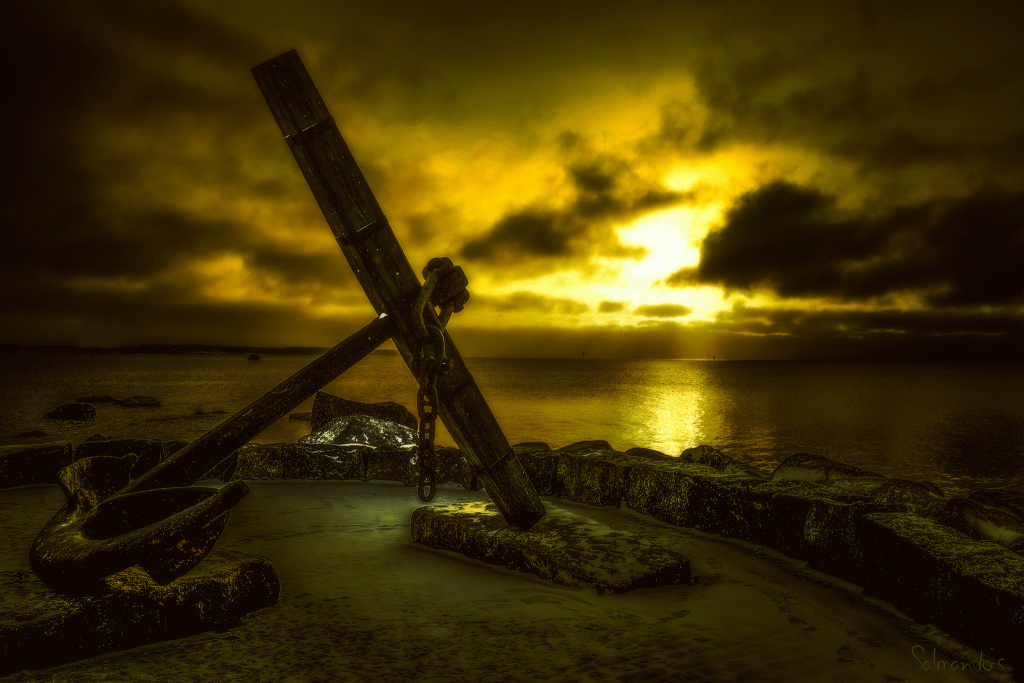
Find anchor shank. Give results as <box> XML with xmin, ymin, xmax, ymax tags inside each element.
<box><xmin>252</xmin><ymin>50</ymin><xmax>545</xmax><ymax>530</ymax></box>
<box><xmin>124</xmin><ymin>314</ymin><xmax>396</xmax><ymax>493</ymax></box>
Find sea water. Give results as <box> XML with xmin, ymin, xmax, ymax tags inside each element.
<box><xmin>1</xmin><ymin>353</ymin><xmax>1020</xmax><ymax>497</ymax></box>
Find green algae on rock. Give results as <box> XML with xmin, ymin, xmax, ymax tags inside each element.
<box><xmin>411</xmin><ymin>501</ymin><xmax>690</xmax><ymax>593</ymax></box>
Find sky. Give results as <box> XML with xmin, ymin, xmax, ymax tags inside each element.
<box><xmin>2</xmin><ymin>0</ymin><xmax>1022</xmax><ymax>360</ymax></box>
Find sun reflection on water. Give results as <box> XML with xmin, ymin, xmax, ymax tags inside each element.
<box><xmin>612</xmin><ymin>360</ymin><xmax>729</xmax><ymax>455</ymax></box>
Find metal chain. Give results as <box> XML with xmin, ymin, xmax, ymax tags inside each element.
<box><xmin>415</xmin><ymin>317</ymin><xmax>447</xmax><ymax>502</ymax></box>
<box><xmin>413</xmin><ymin>258</ymin><xmax>465</xmax><ymax>503</ymax></box>
<box><xmin>416</xmin><ymin>352</ymin><xmax>439</xmax><ymax>502</ymax></box>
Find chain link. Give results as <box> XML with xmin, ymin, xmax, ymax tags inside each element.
<box><xmin>413</xmin><ymin>258</ymin><xmax>466</xmax><ymax>503</ymax></box>
<box><xmin>416</xmin><ymin>352</ymin><xmax>438</xmax><ymax>502</ymax></box>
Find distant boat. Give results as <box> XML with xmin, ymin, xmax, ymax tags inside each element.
<box><xmin>248</xmin><ymin>353</ymin><xmax>260</xmax><ymax>361</ymax></box>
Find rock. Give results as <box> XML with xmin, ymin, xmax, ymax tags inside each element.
<box><xmin>230</xmin><ymin>444</ymin><xmax>287</xmax><ymax>479</ymax></box>
<box><xmin>301</xmin><ymin>414</ymin><xmax>417</xmax><ymax>449</ymax></box>
<box><xmin>83</xmin><ymin>433</ymin><xmax>110</xmax><ymax>443</ymax></box>
<box><xmin>0</xmin><ymin>442</ymin><xmax>73</xmax><ymax>488</ymax></box>
<box><xmin>248</xmin><ymin>353</ymin><xmax>260</xmax><ymax>360</ymax></box>
<box><xmin>969</xmin><ymin>487</ymin><xmax>1024</xmax><ymax>520</ymax></box>
<box><xmin>115</xmin><ymin>395</ymin><xmax>161</xmax><ymax>407</ymax></box>
<box><xmin>625</xmin><ymin>447</ymin><xmax>673</xmax><ymax>461</ymax></box>
<box><xmin>736</xmin><ymin>476</ymin><xmax>945</xmax><ymax>582</ymax></box>
<box><xmin>680</xmin><ymin>444</ymin><xmax>768</xmax><ymax>478</ymax></box>
<box><xmin>434</xmin><ymin>446</ymin><xmax>476</xmax><ymax>489</ymax></box>
<box><xmin>863</xmin><ymin>478</ymin><xmax>946</xmax><ymax>518</ymax></box>
<box><xmin>0</xmin><ymin>550</ymin><xmax>279</xmax><ymax>676</ymax></box>
<box><xmin>15</xmin><ymin>430</ymin><xmax>46</xmax><ymax>438</ymax></box>
<box><xmin>770</xmin><ymin>453</ymin><xmax>884</xmax><ymax>483</ymax></box>
<box><xmin>626</xmin><ymin>459</ymin><xmax>763</xmax><ymax>540</ymax></box>
<box><xmin>289</xmin><ymin>411</ymin><xmax>312</xmax><ymax>421</ymax></box>
<box><xmin>285</xmin><ymin>443</ymin><xmax>364</xmax><ymax>480</ymax></box>
<box><xmin>411</xmin><ymin>502</ymin><xmax>690</xmax><ymax>594</ymax></box>
<box><xmin>516</xmin><ymin>449</ymin><xmax>560</xmax><ymax>495</ymax></box>
<box><xmin>155</xmin><ymin>439</ymin><xmax>235</xmax><ymax>480</ymax></box>
<box><xmin>310</xmin><ymin>391</ymin><xmax>416</xmax><ymax>432</ymax></box>
<box><xmin>73</xmin><ymin>439</ymin><xmax>162</xmax><ymax>479</ymax></box>
<box><xmin>556</xmin><ymin>448</ymin><xmax>635</xmax><ymax>507</ymax></box>
<box><xmin>75</xmin><ymin>395</ymin><xmax>117</xmax><ymax>403</ymax></box>
<box><xmin>229</xmin><ymin>443</ymin><xmax>364</xmax><ymax>481</ymax></box>
<box><xmin>858</xmin><ymin>512</ymin><xmax>1024</xmax><ymax>673</ymax></box>
<box><xmin>43</xmin><ymin>403</ymin><xmax>95</xmax><ymax>421</ymax></box>
<box><xmin>558</xmin><ymin>439</ymin><xmax>614</xmax><ymax>452</ymax></box>
<box><xmin>940</xmin><ymin>497</ymin><xmax>1024</xmax><ymax>553</ymax></box>
<box><xmin>512</xmin><ymin>441</ymin><xmax>551</xmax><ymax>452</ymax></box>
<box><xmin>365</xmin><ymin>447</ymin><xmax>416</xmax><ymax>483</ymax></box>
<box><xmin>161</xmin><ymin>439</ymin><xmax>191</xmax><ymax>460</ymax></box>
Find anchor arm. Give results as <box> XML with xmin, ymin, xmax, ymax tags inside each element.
<box><xmin>252</xmin><ymin>50</ymin><xmax>545</xmax><ymax>531</ymax></box>
<box><xmin>30</xmin><ymin>314</ymin><xmax>396</xmax><ymax>592</ymax></box>
<box><xmin>125</xmin><ymin>312</ymin><xmax>397</xmax><ymax>493</ymax></box>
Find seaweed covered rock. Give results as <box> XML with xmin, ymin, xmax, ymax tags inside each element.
<box><xmin>625</xmin><ymin>447</ymin><xmax>673</xmax><ymax>461</ymax></box>
<box><xmin>0</xmin><ymin>550</ymin><xmax>279</xmax><ymax>676</ymax></box>
<box><xmin>859</xmin><ymin>478</ymin><xmax>946</xmax><ymax>518</ymax></box>
<box><xmin>626</xmin><ymin>459</ymin><xmax>762</xmax><ymax>538</ymax></box>
<box><xmin>515</xmin><ymin>447</ymin><xmax>560</xmax><ymax>495</ymax></box>
<box><xmin>157</xmin><ymin>440</ymin><xmax>238</xmax><ymax>481</ymax></box>
<box><xmin>74</xmin><ymin>439</ymin><xmax>162</xmax><ymax>479</ymax></box>
<box><xmin>744</xmin><ymin>477</ymin><xmax>946</xmax><ymax>581</ymax></box>
<box><xmin>434</xmin><ymin>446</ymin><xmax>476</xmax><ymax>489</ymax></box>
<box><xmin>680</xmin><ymin>444</ymin><xmax>768</xmax><ymax>479</ymax></box>
<box><xmin>968</xmin><ymin>487</ymin><xmax>1024</xmax><ymax>520</ymax></box>
<box><xmin>230</xmin><ymin>443</ymin><xmax>365</xmax><ymax>481</ymax></box>
<box><xmin>770</xmin><ymin>453</ymin><xmax>883</xmax><ymax>483</ymax></box>
<box><xmin>556</xmin><ymin>448</ymin><xmax>635</xmax><ymax>507</ymax></box>
<box><xmin>310</xmin><ymin>391</ymin><xmax>416</xmax><ymax>432</ymax></box>
<box><xmin>365</xmin><ymin>447</ymin><xmax>416</xmax><ymax>483</ymax></box>
<box><xmin>558</xmin><ymin>440</ymin><xmax>614</xmax><ymax>452</ymax></box>
<box><xmin>858</xmin><ymin>512</ymin><xmax>1024</xmax><ymax>673</ymax></box>
<box><xmin>411</xmin><ymin>501</ymin><xmax>690</xmax><ymax>593</ymax></box>
<box><xmin>301</xmin><ymin>414</ymin><xmax>417</xmax><ymax>449</ymax></box>
<box><xmin>284</xmin><ymin>444</ymin><xmax>364</xmax><ymax>480</ymax></box>
<box><xmin>940</xmin><ymin>497</ymin><xmax>1024</xmax><ymax>553</ymax></box>
<box><xmin>43</xmin><ymin>403</ymin><xmax>95</xmax><ymax>421</ymax></box>
<box><xmin>512</xmin><ymin>441</ymin><xmax>551</xmax><ymax>452</ymax></box>
<box><xmin>115</xmin><ymin>396</ymin><xmax>161</xmax><ymax>408</ymax></box>
<box><xmin>0</xmin><ymin>442</ymin><xmax>73</xmax><ymax>488</ymax></box>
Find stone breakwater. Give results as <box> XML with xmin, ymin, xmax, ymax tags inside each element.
<box><xmin>172</xmin><ymin>437</ymin><xmax>1024</xmax><ymax>675</ymax></box>
<box><xmin>2</xmin><ymin>434</ymin><xmax>1022</xmax><ymax>675</ymax></box>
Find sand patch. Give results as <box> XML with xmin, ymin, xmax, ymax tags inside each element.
<box><xmin>0</xmin><ymin>481</ymin><xmax>1015</xmax><ymax>682</ymax></box>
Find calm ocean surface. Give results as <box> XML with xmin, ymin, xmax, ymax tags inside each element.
<box><xmin>1</xmin><ymin>353</ymin><xmax>1021</xmax><ymax>498</ymax></box>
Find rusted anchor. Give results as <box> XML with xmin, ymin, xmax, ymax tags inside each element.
<box><xmin>30</xmin><ymin>49</ymin><xmax>546</xmax><ymax>594</ymax></box>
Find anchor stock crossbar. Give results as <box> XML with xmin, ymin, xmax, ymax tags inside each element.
<box><xmin>252</xmin><ymin>50</ymin><xmax>545</xmax><ymax>531</ymax></box>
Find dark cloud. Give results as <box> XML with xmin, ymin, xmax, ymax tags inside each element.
<box><xmin>461</xmin><ymin>211</ymin><xmax>572</xmax><ymax>260</ymax></box>
<box><xmin>243</xmin><ymin>249</ymin><xmax>350</xmax><ymax>288</ymax></box>
<box><xmin>1</xmin><ymin>1</ymin><xmax>273</xmax><ymax>269</ymax></box>
<box><xmin>650</xmin><ymin>3</ymin><xmax>1024</xmax><ymax>184</ymax></box>
<box><xmin>460</xmin><ymin>152</ymin><xmax>687</xmax><ymax>266</ymax></box>
<box><xmin>598</xmin><ymin>301</ymin><xmax>627</xmax><ymax>313</ymax></box>
<box><xmin>666</xmin><ymin>181</ymin><xmax>1024</xmax><ymax>306</ymax></box>
<box><xmin>474</xmin><ymin>292</ymin><xmax>589</xmax><ymax>316</ymax></box>
<box><xmin>714</xmin><ymin>303</ymin><xmax>1022</xmax><ymax>340</ymax></box>
<box><xmin>698</xmin><ymin>302</ymin><xmax>1024</xmax><ymax>362</ymax></box>
<box><xmin>634</xmin><ymin>304</ymin><xmax>693</xmax><ymax>318</ymax></box>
